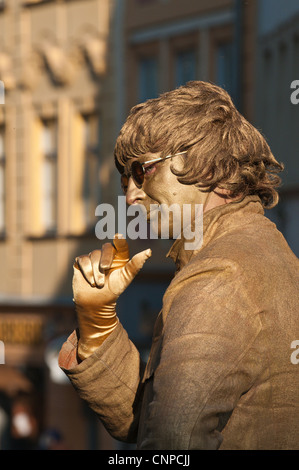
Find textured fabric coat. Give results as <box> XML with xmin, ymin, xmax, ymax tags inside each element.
<box><xmin>59</xmin><ymin>196</ymin><xmax>299</xmax><ymax>449</ymax></box>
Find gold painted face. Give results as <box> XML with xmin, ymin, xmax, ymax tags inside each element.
<box><xmin>123</xmin><ymin>152</ymin><xmax>206</xmax><ymax>239</ymax></box>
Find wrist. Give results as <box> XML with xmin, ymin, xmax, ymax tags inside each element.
<box><xmin>77</xmin><ymin>315</ymin><xmax>119</xmax><ymax>361</ymax></box>
<box><xmin>75</xmin><ymin>302</ymin><xmax>118</xmax><ymax>361</ymax></box>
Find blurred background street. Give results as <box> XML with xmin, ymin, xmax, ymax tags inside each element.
<box><xmin>0</xmin><ymin>0</ymin><xmax>298</xmax><ymax>450</ymax></box>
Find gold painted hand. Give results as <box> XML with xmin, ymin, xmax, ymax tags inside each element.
<box><xmin>72</xmin><ymin>234</ymin><xmax>151</xmax><ymax>361</ymax></box>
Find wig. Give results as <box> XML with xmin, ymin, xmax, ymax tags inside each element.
<box><xmin>114</xmin><ymin>81</ymin><xmax>284</xmax><ymax>209</ymax></box>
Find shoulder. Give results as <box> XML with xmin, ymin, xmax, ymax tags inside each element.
<box><xmin>165</xmin><ymin>212</ymin><xmax>297</xmax><ymax>307</ymax></box>
<box><xmin>192</xmin><ymin>212</ymin><xmax>296</xmax><ymax>277</ymax></box>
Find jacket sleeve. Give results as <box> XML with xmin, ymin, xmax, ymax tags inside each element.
<box><xmin>139</xmin><ymin>258</ymin><xmax>263</xmax><ymax>450</ymax></box>
<box><xmin>58</xmin><ymin>321</ymin><xmax>146</xmax><ymax>443</ymax></box>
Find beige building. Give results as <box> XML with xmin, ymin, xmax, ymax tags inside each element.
<box><xmin>0</xmin><ymin>0</ymin><xmax>276</xmax><ymax>450</ymax></box>
<box><xmin>0</xmin><ymin>0</ymin><xmax>119</xmax><ymax>450</ymax></box>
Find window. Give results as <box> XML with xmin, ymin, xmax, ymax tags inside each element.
<box><xmin>215</xmin><ymin>41</ymin><xmax>236</xmax><ymax>101</ymax></box>
<box><xmin>82</xmin><ymin>114</ymin><xmax>100</xmax><ymax>228</ymax></box>
<box><xmin>170</xmin><ymin>33</ymin><xmax>198</xmax><ymax>90</ymax></box>
<box><xmin>40</xmin><ymin>120</ymin><xmax>57</xmax><ymax>233</ymax></box>
<box><xmin>210</xmin><ymin>25</ymin><xmax>236</xmax><ymax>104</ymax></box>
<box><xmin>138</xmin><ymin>57</ymin><xmax>158</xmax><ymax>102</ymax></box>
<box><xmin>175</xmin><ymin>49</ymin><xmax>196</xmax><ymax>87</ymax></box>
<box><xmin>0</xmin><ymin>126</ymin><xmax>5</xmax><ymax>234</ymax></box>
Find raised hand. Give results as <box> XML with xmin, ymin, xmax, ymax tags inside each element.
<box><xmin>72</xmin><ymin>234</ymin><xmax>151</xmax><ymax>361</ymax></box>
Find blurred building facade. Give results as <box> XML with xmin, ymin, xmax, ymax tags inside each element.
<box><xmin>0</xmin><ymin>0</ymin><xmax>119</xmax><ymax>450</ymax></box>
<box><xmin>0</xmin><ymin>0</ymin><xmax>297</xmax><ymax>450</ymax></box>
<box><xmin>255</xmin><ymin>0</ymin><xmax>299</xmax><ymax>256</ymax></box>
<box><xmin>122</xmin><ymin>0</ymin><xmax>256</xmax><ymax>118</ymax></box>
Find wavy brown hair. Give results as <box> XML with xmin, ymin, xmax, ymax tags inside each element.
<box><xmin>114</xmin><ymin>81</ymin><xmax>284</xmax><ymax>209</ymax></box>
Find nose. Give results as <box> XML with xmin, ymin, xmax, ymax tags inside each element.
<box><xmin>126</xmin><ymin>177</ymin><xmax>145</xmax><ymax>205</ymax></box>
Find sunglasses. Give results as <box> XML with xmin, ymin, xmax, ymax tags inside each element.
<box><xmin>120</xmin><ymin>150</ymin><xmax>187</xmax><ymax>194</ymax></box>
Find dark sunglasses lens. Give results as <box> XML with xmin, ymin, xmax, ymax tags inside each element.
<box><xmin>121</xmin><ymin>174</ymin><xmax>129</xmax><ymax>193</ymax></box>
<box><xmin>131</xmin><ymin>161</ymin><xmax>144</xmax><ymax>185</ymax></box>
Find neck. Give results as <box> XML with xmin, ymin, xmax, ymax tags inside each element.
<box><xmin>202</xmin><ymin>190</ymin><xmax>232</xmax><ymax>213</ymax></box>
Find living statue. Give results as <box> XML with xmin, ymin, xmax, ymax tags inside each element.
<box><xmin>59</xmin><ymin>81</ymin><xmax>299</xmax><ymax>450</ymax></box>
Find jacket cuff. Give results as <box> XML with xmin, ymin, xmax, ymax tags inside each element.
<box><xmin>58</xmin><ymin>329</ymin><xmax>80</xmax><ymax>371</ymax></box>
<box><xmin>58</xmin><ymin>322</ymin><xmax>122</xmax><ymax>372</ymax></box>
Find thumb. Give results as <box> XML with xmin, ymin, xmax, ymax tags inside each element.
<box><xmin>109</xmin><ymin>248</ymin><xmax>152</xmax><ymax>295</ymax></box>
<box><xmin>123</xmin><ymin>249</ymin><xmax>152</xmax><ymax>281</ymax></box>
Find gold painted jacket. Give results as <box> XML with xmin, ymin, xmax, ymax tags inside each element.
<box><xmin>59</xmin><ymin>196</ymin><xmax>299</xmax><ymax>450</ymax></box>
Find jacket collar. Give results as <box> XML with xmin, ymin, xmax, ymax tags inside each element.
<box><xmin>166</xmin><ymin>195</ymin><xmax>264</xmax><ymax>272</ymax></box>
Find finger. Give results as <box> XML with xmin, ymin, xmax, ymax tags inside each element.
<box><xmin>75</xmin><ymin>254</ymin><xmax>96</xmax><ymax>286</ymax></box>
<box><xmin>99</xmin><ymin>243</ymin><xmax>116</xmax><ymax>271</ymax></box>
<box><xmin>110</xmin><ymin>234</ymin><xmax>130</xmax><ymax>271</ymax></box>
<box><xmin>73</xmin><ymin>258</ymin><xmax>80</xmax><ymax>270</ymax></box>
<box><xmin>89</xmin><ymin>250</ymin><xmax>105</xmax><ymax>287</ymax></box>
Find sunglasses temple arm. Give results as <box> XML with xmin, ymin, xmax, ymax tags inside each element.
<box><xmin>144</xmin><ymin>151</ymin><xmax>187</xmax><ymax>166</ymax></box>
